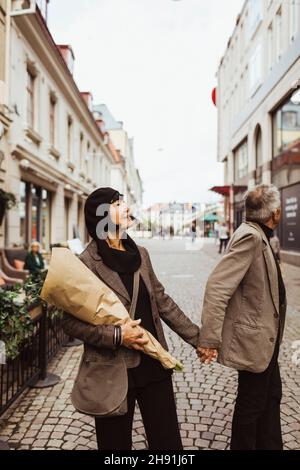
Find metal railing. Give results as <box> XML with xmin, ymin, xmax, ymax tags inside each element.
<box><xmin>0</xmin><ymin>305</ymin><xmax>68</xmax><ymax>416</ymax></box>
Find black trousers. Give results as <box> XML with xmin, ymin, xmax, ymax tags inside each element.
<box><xmin>95</xmin><ymin>377</ymin><xmax>182</xmax><ymax>450</ymax></box>
<box><xmin>219</xmin><ymin>238</ymin><xmax>229</xmax><ymax>253</ymax></box>
<box><xmin>231</xmin><ymin>337</ymin><xmax>283</xmax><ymax>450</ymax></box>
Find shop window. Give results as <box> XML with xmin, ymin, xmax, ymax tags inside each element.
<box><xmin>273</xmin><ymin>95</ymin><xmax>300</xmax><ymax>157</ymax></box>
<box><xmin>19</xmin><ymin>181</ymin><xmax>51</xmax><ymax>250</ymax></box>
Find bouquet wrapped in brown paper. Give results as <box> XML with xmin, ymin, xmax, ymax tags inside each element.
<box><xmin>40</xmin><ymin>248</ymin><xmax>183</xmax><ymax>371</ymax></box>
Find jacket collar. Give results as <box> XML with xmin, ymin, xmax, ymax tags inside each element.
<box><xmin>85</xmin><ymin>240</ymin><xmax>153</xmax><ymax>304</ymax></box>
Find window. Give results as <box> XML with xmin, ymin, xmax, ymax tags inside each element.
<box><xmin>67</xmin><ymin>115</ymin><xmax>73</xmax><ymax>161</ymax></box>
<box><xmin>19</xmin><ymin>181</ymin><xmax>28</xmax><ymax>247</ymax></box>
<box><xmin>234</xmin><ymin>141</ymin><xmax>248</xmax><ymax>181</ymax></box>
<box><xmin>275</xmin><ymin>7</ymin><xmax>282</xmax><ymax>61</ymax></box>
<box><xmin>273</xmin><ymin>95</ymin><xmax>300</xmax><ymax>157</ymax></box>
<box><xmin>64</xmin><ymin>197</ymin><xmax>70</xmax><ymax>240</ymax></box>
<box><xmin>268</xmin><ymin>22</ymin><xmax>274</xmax><ymax>71</ymax></box>
<box><xmin>249</xmin><ymin>43</ymin><xmax>262</xmax><ymax>94</ymax></box>
<box><xmin>41</xmin><ymin>189</ymin><xmax>51</xmax><ymax>250</ymax></box>
<box><xmin>255</xmin><ymin>126</ymin><xmax>263</xmax><ymax>175</ymax></box>
<box><xmin>92</xmin><ymin>149</ymin><xmax>96</xmax><ymax>179</ymax></box>
<box><xmin>86</xmin><ymin>141</ymin><xmax>90</xmax><ymax>175</ymax></box>
<box><xmin>282</xmin><ymin>111</ymin><xmax>298</xmax><ymax>128</ymax></box>
<box><xmin>79</xmin><ymin>132</ymin><xmax>84</xmax><ymax>169</ymax></box>
<box><xmin>19</xmin><ymin>180</ymin><xmax>52</xmax><ymax>250</ymax></box>
<box><xmin>26</xmin><ymin>67</ymin><xmax>35</xmax><ymax>128</ymax></box>
<box><xmin>290</xmin><ymin>0</ymin><xmax>299</xmax><ymax>42</ymax></box>
<box><xmin>0</xmin><ymin>6</ymin><xmax>5</xmax><ymax>84</ymax></box>
<box><xmin>49</xmin><ymin>94</ymin><xmax>56</xmax><ymax>146</ymax></box>
<box><xmin>247</xmin><ymin>0</ymin><xmax>263</xmax><ymax>38</ymax></box>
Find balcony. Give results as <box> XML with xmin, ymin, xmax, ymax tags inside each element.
<box><xmin>272</xmin><ymin>141</ymin><xmax>300</xmax><ymax>173</ymax></box>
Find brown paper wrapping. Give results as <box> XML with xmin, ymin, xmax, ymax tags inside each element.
<box><xmin>40</xmin><ymin>248</ymin><xmax>183</xmax><ymax>371</ymax></box>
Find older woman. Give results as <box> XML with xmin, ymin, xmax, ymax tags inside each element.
<box><xmin>62</xmin><ymin>187</ymin><xmax>201</xmax><ymax>451</ymax></box>
<box><xmin>24</xmin><ymin>241</ymin><xmax>45</xmax><ymax>275</ymax></box>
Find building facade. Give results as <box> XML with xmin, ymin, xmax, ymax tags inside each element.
<box><xmin>94</xmin><ymin>104</ymin><xmax>143</xmax><ymax>216</ymax></box>
<box><xmin>215</xmin><ymin>0</ymin><xmax>300</xmax><ymax>265</ymax></box>
<box><xmin>1</xmin><ymin>1</ymin><xmax>142</xmax><ymax>251</ymax></box>
<box><xmin>0</xmin><ymin>0</ymin><xmax>12</xmax><ymax>247</ymax></box>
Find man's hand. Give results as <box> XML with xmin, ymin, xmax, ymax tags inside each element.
<box><xmin>197</xmin><ymin>347</ymin><xmax>218</xmax><ymax>364</ymax></box>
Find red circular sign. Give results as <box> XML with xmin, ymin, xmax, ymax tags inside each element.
<box><xmin>212</xmin><ymin>87</ymin><xmax>217</xmax><ymax>107</ymax></box>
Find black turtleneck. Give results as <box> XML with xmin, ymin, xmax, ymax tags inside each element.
<box><xmin>257</xmin><ymin>223</ymin><xmax>286</xmax><ymax>308</ymax></box>
<box><xmin>96</xmin><ymin>236</ymin><xmax>172</xmax><ymax>388</ymax></box>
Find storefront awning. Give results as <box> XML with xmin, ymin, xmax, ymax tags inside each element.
<box><xmin>210</xmin><ymin>185</ymin><xmax>248</xmax><ymax>196</ymax></box>
<box><xmin>210</xmin><ymin>186</ymin><xmax>230</xmax><ymax>196</ymax></box>
<box><xmin>202</xmin><ymin>214</ymin><xmax>219</xmax><ymax>222</ymax></box>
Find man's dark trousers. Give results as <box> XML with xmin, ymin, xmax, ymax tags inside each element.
<box><xmin>230</xmin><ymin>334</ymin><xmax>283</xmax><ymax>450</ymax></box>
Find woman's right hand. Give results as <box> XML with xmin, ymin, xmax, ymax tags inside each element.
<box><xmin>120</xmin><ymin>319</ymin><xmax>149</xmax><ymax>351</ymax></box>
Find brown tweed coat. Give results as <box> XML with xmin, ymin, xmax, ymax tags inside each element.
<box><xmin>62</xmin><ymin>239</ymin><xmax>201</xmax><ymax>415</ymax></box>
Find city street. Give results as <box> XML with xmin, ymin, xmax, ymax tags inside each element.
<box><xmin>0</xmin><ymin>238</ymin><xmax>300</xmax><ymax>450</ymax></box>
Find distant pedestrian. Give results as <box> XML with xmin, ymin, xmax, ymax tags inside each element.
<box><xmin>218</xmin><ymin>223</ymin><xmax>229</xmax><ymax>254</ymax></box>
<box><xmin>191</xmin><ymin>221</ymin><xmax>197</xmax><ymax>243</ymax></box>
<box><xmin>24</xmin><ymin>241</ymin><xmax>45</xmax><ymax>275</ymax></box>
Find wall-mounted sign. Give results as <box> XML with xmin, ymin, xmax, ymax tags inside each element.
<box><xmin>281</xmin><ymin>184</ymin><xmax>300</xmax><ymax>251</ymax></box>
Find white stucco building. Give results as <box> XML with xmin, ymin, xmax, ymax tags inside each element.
<box><xmin>0</xmin><ymin>1</ymin><xmax>143</xmax><ymax>250</ymax></box>
<box><xmin>214</xmin><ymin>0</ymin><xmax>300</xmax><ymax>265</ymax></box>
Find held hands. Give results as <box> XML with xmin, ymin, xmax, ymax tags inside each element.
<box><xmin>197</xmin><ymin>347</ymin><xmax>218</xmax><ymax>365</ymax></box>
<box><xmin>120</xmin><ymin>318</ymin><xmax>149</xmax><ymax>351</ymax></box>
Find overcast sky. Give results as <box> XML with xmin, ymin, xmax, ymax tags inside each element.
<box><xmin>48</xmin><ymin>0</ymin><xmax>244</xmax><ymax>207</ymax></box>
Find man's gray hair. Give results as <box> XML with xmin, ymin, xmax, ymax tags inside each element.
<box><xmin>244</xmin><ymin>184</ymin><xmax>281</xmax><ymax>224</ymax></box>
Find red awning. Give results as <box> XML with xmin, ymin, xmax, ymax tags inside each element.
<box><xmin>210</xmin><ymin>185</ymin><xmax>248</xmax><ymax>196</ymax></box>
<box><xmin>210</xmin><ymin>186</ymin><xmax>230</xmax><ymax>196</ymax></box>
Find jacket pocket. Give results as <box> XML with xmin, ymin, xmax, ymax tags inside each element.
<box><xmin>71</xmin><ymin>355</ymin><xmax>128</xmax><ymax>416</ymax></box>
<box><xmin>227</xmin><ymin>322</ymin><xmax>262</xmax><ymax>369</ymax></box>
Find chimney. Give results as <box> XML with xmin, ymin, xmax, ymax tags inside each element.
<box><xmin>80</xmin><ymin>92</ymin><xmax>93</xmax><ymax>111</ymax></box>
<box><xmin>57</xmin><ymin>45</ymin><xmax>75</xmax><ymax>75</ymax></box>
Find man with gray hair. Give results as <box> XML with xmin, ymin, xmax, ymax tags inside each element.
<box><xmin>197</xmin><ymin>184</ymin><xmax>286</xmax><ymax>450</ymax></box>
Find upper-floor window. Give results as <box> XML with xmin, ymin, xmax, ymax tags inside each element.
<box><xmin>49</xmin><ymin>93</ymin><xmax>56</xmax><ymax>147</ymax></box>
<box><xmin>247</xmin><ymin>0</ymin><xmax>263</xmax><ymax>38</ymax></box>
<box><xmin>67</xmin><ymin>115</ymin><xmax>73</xmax><ymax>161</ymax></box>
<box><xmin>79</xmin><ymin>132</ymin><xmax>84</xmax><ymax>169</ymax></box>
<box><xmin>26</xmin><ymin>67</ymin><xmax>36</xmax><ymax>128</ymax></box>
<box><xmin>275</xmin><ymin>7</ymin><xmax>282</xmax><ymax>61</ymax></box>
<box><xmin>234</xmin><ymin>141</ymin><xmax>248</xmax><ymax>182</ymax></box>
<box><xmin>268</xmin><ymin>22</ymin><xmax>274</xmax><ymax>71</ymax></box>
<box><xmin>249</xmin><ymin>43</ymin><xmax>262</xmax><ymax>95</ymax></box>
<box><xmin>290</xmin><ymin>0</ymin><xmax>299</xmax><ymax>42</ymax></box>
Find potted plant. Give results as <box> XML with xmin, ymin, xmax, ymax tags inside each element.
<box><xmin>0</xmin><ymin>189</ymin><xmax>17</xmax><ymax>226</ymax></box>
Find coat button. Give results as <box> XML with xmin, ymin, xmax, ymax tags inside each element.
<box><xmin>274</xmin><ymin>313</ymin><xmax>279</xmax><ymax>319</ymax></box>
<box><xmin>269</xmin><ymin>337</ymin><xmax>275</xmax><ymax>343</ymax></box>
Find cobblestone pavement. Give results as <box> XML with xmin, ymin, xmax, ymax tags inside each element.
<box><xmin>1</xmin><ymin>238</ymin><xmax>300</xmax><ymax>450</ymax></box>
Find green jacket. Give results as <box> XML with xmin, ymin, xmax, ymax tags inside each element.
<box><xmin>24</xmin><ymin>251</ymin><xmax>45</xmax><ymax>274</ymax></box>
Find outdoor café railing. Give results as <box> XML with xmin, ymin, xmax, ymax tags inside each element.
<box><xmin>0</xmin><ymin>303</ymin><xmax>68</xmax><ymax>417</ymax></box>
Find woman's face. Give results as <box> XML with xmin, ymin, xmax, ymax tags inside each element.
<box><xmin>109</xmin><ymin>199</ymin><xmax>133</xmax><ymax>230</ymax></box>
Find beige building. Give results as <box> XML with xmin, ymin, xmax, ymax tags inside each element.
<box><xmin>214</xmin><ymin>0</ymin><xmax>300</xmax><ymax>265</ymax></box>
<box><xmin>0</xmin><ymin>0</ymin><xmax>12</xmax><ymax>247</ymax></box>
<box><xmin>0</xmin><ymin>1</ymin><xmax>142</xmax><ymax>251</ymax></box>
